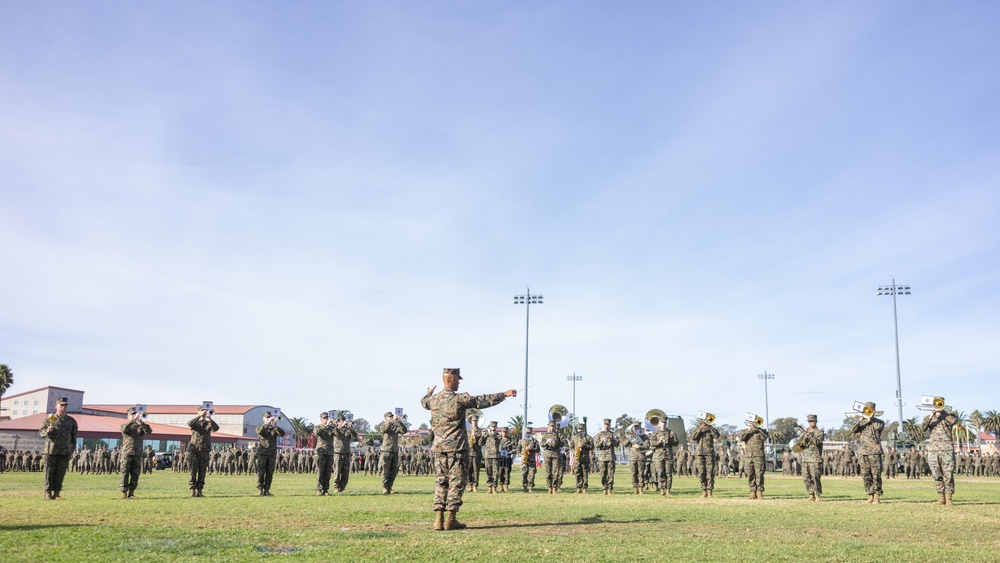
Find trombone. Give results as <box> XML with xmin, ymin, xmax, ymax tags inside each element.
<box><xmin>916</xmin><ymin>395</ymin><xmax>952</xmax><ymax>413</ymax></box>
<box><xmin>697</xmin><ymin>412</ymin><xmax>716</xmax><ymax>426</ymax></box>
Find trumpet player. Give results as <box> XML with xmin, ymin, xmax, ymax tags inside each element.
<box><xmin>800</xmin><ymin>415</ymin><xmax>824</xmax><ymax>501</ymax></box>
<box><xmin>481</xmin><ymin>421</ymin><xmax>503</xmax><ymax>494</ymax></box>
<box><xmin>331</xmin><ymin>414</ymin><xmax>358</xmax><ymax>493</ymax></box>
<box><xmin>467</xmin><ymin>415</ymin><xmax>485</xmax><ymax>492</ymax></box>
<box><xmin>649</xmin><ymin>418</ymin><xmax>679</xmax><ymax>496</ymax></box>
<box><xmin>570</xmin><ymin>423</ymin><xmax>594</xmax><ymax>494</ymax></box>
<box><xmin>376</xmin><ymin>411</ymin><xmax>409</xmax><ymax>495</ymax></box>
<box><xmin>594</xmin><ymin>418</ymin><xmax>620</xmax><ymax>494</ymax></box>
<box><xmin>850</xmin><ymin>402</ymin><xmax>885</xmax><ymax>504</ymax></box>
<box><xmin>255</xmin><ymin>411</ymin><xmax>285</xmax><ymax>496</ymax></box>
<box><xmin>314</xmin><ymin>412</ymin><xmax>336</xmax><ymax>495</ymax></box>
<box><xmin>187</xmin><ymin>406</ymin><xmax>219</xmax><ymax>497</ymax></box>
<box><xmin>627</xmin><ymin>421</ymin><xmax>648</xmax><ymax>495</ymax></box>
<box><xmin>921</xmin><ymin>397</ymin><xmax>958</xmax><ymax>505</ymax></box>
<box><xmin>119</xmin><ymin>407</ymin><xmax>152</xmax><ymax>499</ymax></box>
<box><xmin>692</xmin><ymin>415</ymin><xmax>721</xmax><ymax>498</ymax></box>
<box><xmin>739</xmin><ymin>418</ymin><xmax>769</xmax><ymax>500</ymax></box>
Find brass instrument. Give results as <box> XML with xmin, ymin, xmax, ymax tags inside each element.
<box><xmin>697</xmin><ymin>412</ymin><xmax>716</xmax><ymax>426</ymax></box>
<box><xmin>846</xmin><ymin>401</ymin><xmax>882</xmax><ymax>418</ymax></box>
<box><xmin>789</xmin><ymin>436</ymin><xmax>804</xmax><ymax>453</ymax></box>
<box><xmin>744</xmin><ymin>412</ymin><xmax>764</xmax><ymax>428</ymax></box>
<box><xmin>548</xmin><ymin>405</ymin><xmax>570</xmax><ymax>428</ymax></box>
<box><xmin>626</xmin><ymin>425</ymin><xmax>646</xmax><ymax>447</ymax></box>
<box><xmin>917</xmin><ymin>395</ymin><xmax>952</xmax><ymax>412</ymax></box>
<box><xmin>644</xmin><ymin>408</ymin><xmax>667</xmax><ymax>432</ymax></box>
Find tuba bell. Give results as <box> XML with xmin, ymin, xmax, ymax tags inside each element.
<box><xmin>645</xmin><ymin>409</ymin><xmax>667</xmax><ymax>432</ymax></box>
<box><xmin>548</xmin><ymin>405</ymin><xmax>570</xmax><ymax>428</ymax></box>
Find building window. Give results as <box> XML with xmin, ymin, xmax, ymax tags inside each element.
<box><xmin>33</xmin><ymin>410</ymin><xmax>38</xmax><ymax>415</ymax></box>
<box><xmin>35</xmin><ymin>400</ymin><xmax>40</xmax><ymax>405</ymax></box>
<box><xmin>12</xmin><ymin>410</ymin><xmax>17</xmax><ymax>415</ymax></box>
<box><xmin>13</xmin><ymin>401</ymin><xmax>17</xmax><ymax>405</ymax></box>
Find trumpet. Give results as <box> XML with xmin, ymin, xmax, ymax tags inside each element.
<box><xmin>697</xmin><ymin>412</ymin><xmax>716</xmax><ymax>426</ymax></box>
<box><xmin>744</xmin><ymin>413</ymin><xmax>764</xmax><ymax>428</ymax></box>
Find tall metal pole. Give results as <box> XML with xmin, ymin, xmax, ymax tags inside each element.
<box><xmin>758</xmin><ymin>371</ymin><xmax>774</xmax><ymax>466</ymax></box>
<box><xmin>514</xmin><ymin>288</ymin><xmax>542</xmax><ymax>440</ymax></box>
<box><xmin>567</xmin><ymin>373</ymin><xmax>582</xmax><ymax>424</ymax></box>
<box><xmin>878</xmin><ymin>278</ymin><xmax>910</xmax><ymax>431</ymax></box>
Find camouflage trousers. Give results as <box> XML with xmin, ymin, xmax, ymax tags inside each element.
<box><xmin>484</xmin><ymin>457</ymin><xmax>500</xmax><ymax>487</ymax></box>
<box><xmin>120</xmin><ymin>454</ymin><xmax>141</xmax><ymax>493</ymax></box>
<box><xmin>468</xmin><ymin>454</ymin><xmax>482</xmax><ymax>486</ymax></box>
<box><xmin>543</xmin><ymin>454</ymin><xmax>561</xmax><ymax>488</ymax></box>
<box><xmin>574</xmin><ymin>458</ymin><xmax>591</xmax><ymax>490</ymax></box>
<box><xmin>802</xmin><ymin>461</ymin><xmax>823</xmax><ymax>495</ymax></box>
<box><xmin>630</xmin><ymin>455</ymin><xmax>645</xmax><ymax>489</ymax></box>
<box><xmin>433</xmin><ymin>451</ymin><xmax>468</xmax><ymax>512</ymax></box>
<box><xmin>256</xmin><ymin>453</ymin><xmax>276</xmax><ymax>491</ymax></box>
<box><xmin>188</xmin><ymin>450</ymin><xmax>210</xmax><ymax>490</ymax></box>
<box><xmin>745</xmin><ymin>457</ymin><xmax>765</xmax><ymax>493</ymax></box>
<box><xmin>928</xmin><ymin>450</ymin><xmax>955</xmax><ymax>494</ymax></box>
<box><xmin>381</xmin><ymin>453</ymin><xmax>399</xmax><ymax>491</ymax></box>
<box><xmin>598</xmin><ymin>460</ymin><xmax>615</xmax><ymax>491</ymax></box>
<box><xmin>652</xmin><ymin>455</ymin><xmax>673</xmax><ymax>492</ymax></box>
<box><xmin>44</xmin><ymin>454</ymin><xmax>70</xmax><ymax>494</ymax></box>
<box><xmin>333</xmin><ymin>453</ymin><xmax>352</xmax><ymax>491</ymax></box>
<box><xmin>859</xmin><ymin>454</ymin><xmax>883</xmax><ymax>495</ymax></box>
<box><xmin>521</xmin><ymin>459</ymin><xmax>537</xmax><ymax>489</ymax></box>
<box><xmin>315</xmin><ymin>451</ymin><xmax>333</xmax><ymax>492</ymax></box>
<box><xmin>695</xmin><ymin>455</ymin><xmax>716</xmax><ymax>491</ymax></box>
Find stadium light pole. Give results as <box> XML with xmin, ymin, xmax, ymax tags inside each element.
<box><xmin>878</xmin><ymin>278</ymin><xmax>911</xmax><ymax>432</ymax></box>
<box><xmin>567</xmin><ymin>372</ymin><xmax>582</xmax><ymax>425</ymax></box>
<box><xmin>514</xmin><ymin>288</ymin><xmax>542</xmax><ymax>440</ymax></box>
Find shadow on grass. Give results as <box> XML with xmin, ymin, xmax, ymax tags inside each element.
<box><xmin>0</xmin><ymin>524</ymin><xmax>95</xmax><ymax>531</ymax></box>
<box><xmin>474</xmin><ymin>514</ymin><xmax>663</xmax><ymax>530</ymax></box>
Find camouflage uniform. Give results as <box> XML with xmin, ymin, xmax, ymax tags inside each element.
<box><xmin>498</xmin><ymin>430</ymin><xmax>514</xmax><ymax>489</ymax></box>
<box><xmin>331</xmin><ymin>420</ymin><xmax>358</xmax><ymax>492</ymax></box>
<box><xmin>420</xmin><ymin>369</ymin><xmax>508</xmax><ymax>516</ymax></box>
<box><xmin>594</xmin><ymin>419</ymin><xmax>620</xmax><ymax>493</ymax></box>
<box><xmin>569</xmin><ymin>425</ymin><xmax>595</xmax><ymax>493</ymax></box>
<box><xmin>691</xmin><ymin>421</ymin><xmax>721</xmax><ymax>495</ymax></box>
<box><xmin>187</xmin><ymin>412</ymin><xmax>219</xmax><ymax>495</ymax></box>
<box><xmin>375</xmin><ymin>414</ymin><xmax>409</xmax><ymax>494</ymax></box>
<box><xmin>119</xmin><ymin>411</ymin><xmax>152</xmax><ymax>497</ymax></box>
<box><xmin>626</xmin><ymin>423</ymin><xmax>649</xmax><ymax>493</ymax></box>
<box><xmin>540</xmin><ymin>421</ymin><xmax>567</xmax><ymax>493</ymax></box>
<box><xmin>518</xmin><ymin>433</ymin><xmax>540</xmax><ymax>492</ymax></box>
<box><xmin>480</xmin><ymin>422</ymin><xmax>503</xmax><ymax>492</ymax></box>
<box><xmin>739</xmin><ymin>424</ymin><xmax>769</xmax><ymax>497</ymax></box>
<box><xmin>800</xmin><ymin>415</ymin><xmax>824</xmax><ymax>499</ymax></box>
<box><xmin>649</xmin><ymin>425</ymin><xmax>679</xmax><ymax>495</ymax></box>
<box><xmin>850</xmin><ymin>402</ymin><xmax>885</xmax><ymax>501</ymax></box>
<box><xmin>255</xmin><ymin>412</ymin><xmax>285</xmax><ymax>495</ymax></box>
<box><xmin>314</xmin><ymin>417</ymin><xmax>337</xmax><ymax>494</ymax></box>
<box><xmin>921</xmin><ymin>404</ymin><xmax>958</xmax><ymax>502</ymax></box>
<box><xmin>40</xmin><ymin>403</ymin><xmax>78</xmax><ymax>499</ymax></box>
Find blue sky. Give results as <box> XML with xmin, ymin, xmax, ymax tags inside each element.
<box><xmin>2</xmin><ymin>2</ymin><xmax>998</xmax><ymax>433</ymax></box>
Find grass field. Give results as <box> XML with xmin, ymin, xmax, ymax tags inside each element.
<box><xmin>2</xmin><ymin>468</ymin><xmax>999</xmax><ymax>561</ymax></box>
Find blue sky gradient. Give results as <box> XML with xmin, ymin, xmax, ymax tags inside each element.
<box><xmin>2</xmin><ymin>2</ymin><xmax>998</xmax><ymax>432</ymax></box>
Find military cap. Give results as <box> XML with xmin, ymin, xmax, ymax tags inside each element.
<box><xmin>806</xmin><ymin>414</ymin><xmax>817</xmax><ymax>422</ymax></box>
<box><xmin>443</xmin><ymin>367</ymin><xmax>462</xmax><ymax>379</ymax></box>
<box><xmin>126</xmin><ymin>407</ymin><xmax>137</xmax><ymax>415</ymax></box>
<box><xmin>576</xmin><ymin>423</ymin><xmax>585</xmax><ymax>430</ymax></box>
<box><xmin>385</xmin><ymin>412</ymin><xmax>394</xmax><ymax>419</ymax></box>
<box><xmin>632</xmin><ymin>420</ymin><xmax>641</xmax><ymax>426</ymax></box>
<box><xmin>489</xmin><ymin>421</ymin><xmax>498</xmax><ymax>428</ymax></box>
<box><xmin>865</xmin><ymin>401</ymin><xmax>876</xmax><ymax>410</ymax></box>
<box><xmin>56</xmin><ymin>397</ymin><xmax>69</xmax><ymax>405</ymax></box>
<box><xmin>263</xmin><ymin>410</ymin><xmax>272</xmax><ymax>417</ymax></box>
<box><xmin>525</xmin><ymin>428</ymin><xmax>533</xmax><ymax>434</ymax></box>
<box><xmin>602</xmin><ymin>418</ymin><xmax>611</xmax><ymax>424</ymax></box>
<box><xmin>319</xmin><ymin>411</ymin><xmax>329</xmax><ymax>419</ymax></box>
<box><xmin>547</xmin><ymin>420</ymin><xmax>556</xmax><ymax>426</ymax></box>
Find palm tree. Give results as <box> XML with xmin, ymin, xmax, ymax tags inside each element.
<box><xmin>951</xmin><ymin>411</ymin><xmax>978</xmax><ymax>452</ymax></box>
<box><xmin>0</xmin><ymin>364</ymin><xmax>13</xmax><ymax>398</ymax></box>
<box><xmin>507</xmin><ymin>415</ymin><xmax>524</xmax><ymax>440</ymax></box>
<box><xmin>902</xmin><ymin>416</ymin><xmax>925</xmax><ymax>442</ymax></box>
<box><xmin>981</xmin><ymin>410</ymin><xmax>1000</xmax><ymax>442</ymax></box>
<box><xmin>286</xmin><ymin>417</ymin><xmax>313</xmax><ymax>448</ymax></box>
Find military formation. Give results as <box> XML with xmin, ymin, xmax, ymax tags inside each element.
<box><xmin>26</xmin><ymin>388</ymin><xmax>998</xmax><ymax>528</ymax></box>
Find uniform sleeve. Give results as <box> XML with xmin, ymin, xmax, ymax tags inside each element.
<box><xmin>420</xmin><ymin>392</ymin><xmax>433</xmax><ymax>410</ymax></box>
<box><xmin>71</xmin><ymin>419</ymin><xmax>78</xmax><ymax>445</ymax></box>
<box><xmin>188</xmin><ymin>417</ymin><xmax>200</xmax><ymax>430</ymax></box>
<box><xmin>210</xmin><ymin>419</ymin><xmax>220</xmax><ymax>432</ymax></box>
<box><xmin>460</xmin><ymin>392</ymin><xmax>507</xmax><ymax>410</ymax></box>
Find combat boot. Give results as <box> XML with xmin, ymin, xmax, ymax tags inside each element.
<box><xmin>528</xmin><ymin>486</ymin><xmax>534</xmax><ymax>494</ymax></box>
<box><xmin>433</xmin><ymin>510</ymin><xmax>445</xmax><ymax>531</ymax></box>
<box><xmin>265</xmin><ymin>490</ymin><xmax>273</xmax><ymax>497</ymax></box>
<box><xmin>866</xmin><ymin>494</ymin><xmax>874</xmax><ymax>504</ymax></box>
<box><xmin>702</xmin><ymin>490</ymin><xmax>709</xmax><ymax>498</ymax></box>
<box><xmin>807</xmin><ymin>494</ymin><xmax>815</xmax><ymax>501</ymax></box>
<box><xmin>757</xmin><ymin>491</ymin><xmax>763</xmax><ymax>500</ymax></box>
<box><xmin>814</xmin><ymin>494</ymin><xmax>821</xmax><ymax>502</ymax></box>
<box><xmin>473</xmin><ymin>484</ymin><xmax>478</xmax><ymax>493</ymax></box>
<box><xmin>444</xmin><ymin>510</ymin><xmax>466</xmax><ymax>531</ymax></box>
<box><xmin>548</xmin><ymin>486</ymin><xmax>554</xmax><ymax>494</ymax></box>
<box><xmin>872</xmin><ymin>493</ymin><xmax>881</xmax><ymax>504</ymax></box>
<box><xmin>748</xmin><ymin>491</ymin><xmax>757</xmax><ymax>500</ymax></box>
<box><xmin>191</xmin><ymin>489</ymin><xmax>198</xmax><ymax>498</ymax></box>
<box><xmin>665</xmin><ymin>489</ymin><xmax>671</xmax><ymax>496</ymax></box>
<box><xmin>707</xmin><ymin>490</ymin><xmax>713</xmax><ymax>498</ymax></box>
<box><xmin>603</xmin><ymin>489</ymin><xmax>608</xmax><ymax>495</ymax></box>
<box><xmin>121</xmin><ymin>491</ymin><xmax>128</xmax><ymax>499</ymax></box>
<box><xmin>582</xmin><ymin>488</ymin><xmax>587</xmax><ymax>494</ymax></box>
<box><xmin>317</xmin><ymin>490</ymin><xmax>324</xmax><ymax>496</ymax></box>
<box><xmin>383</xmin><ymin>487</ymin><xmax>390</xmax><ymax>495</ymax></box>
<box><xmin>633</xmin><ymin>487</ymin><xmax>640</xmax><ymax>495</ymax></box>
<box><xmin>934</xmin><ymin>493</ymin><xmax>946</xmax><ymax>505</ymax></box>
<box><xmin>945</xmin><ymin>493</ymin><xmax>953</xmax><ymax>506</ymax></box>
<box><xmin>488</xmin><ymin>485</ymin><xmax>495</xmax><ymax>494</ymax></box>
<box><xmin>44</xmin><ymin>491</ymin><xmax>52</xmax><ymax>500</ymax></box>
<box><xmin>196</xmin><ymin>489</ymin><xmax>204</xmax><ymax>497</ymax></box>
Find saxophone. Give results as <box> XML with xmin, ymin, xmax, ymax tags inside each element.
<box><xmin>470</xmin><ymin>430</ymin><xmax>477</xmax><ymax>448</ymax></box>
<box><xmin>523</xmin><ymin>440</ymin><xmax>533</xmax><ymax>465</ymax></box>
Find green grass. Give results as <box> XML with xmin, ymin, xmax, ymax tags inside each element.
<box><xmin>2</xmin><ymin>469</ymin><xmax>999</xmax><ymax>561</ymax></box>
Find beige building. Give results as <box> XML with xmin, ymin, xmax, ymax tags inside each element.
<box><xmin>0</xmin><ymin>385</ymin><xmax>85</xmax><ymax>419</ymax></box>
